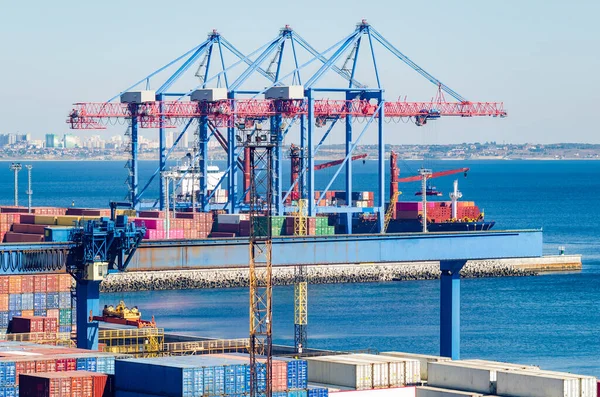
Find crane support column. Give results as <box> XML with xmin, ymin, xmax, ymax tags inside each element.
<box><xmin>345</xmin><ymin>93</ymin><xmax>353</xmax><ymax>235</ymax></box>
<box><xmin>440</xmin><ymin>259</ymin><xmax>466</xmax><ymax>360</ymax></box>
<box><xmin>75</xmin><ymin>279</ymin><xmax>101</xmax><ymax>350</ymax></box>
<box><xmin>129</xmin><ymin>106</ymin><xmax>139</xmax><ymax>209</ymax></box>
<box><xmin>199</xmin><ymin>115</ymin><xmax>209</xmax><ymax>211</ymax></box>
<box><xmin>306</xmin><ymin>90</ymin><xmax>315</xmax><ymax>216</ymax></box>
<box><xmin>227</xmin><ymin>93</ymin><xmax>238</xmax><ymax>213</ymax></box>
<box><xmin>377</xmin><ymin>95</ymin><xmax>385</xmax><ymax>232</ymax></box>
<box><xmin>157</xmin><ymin>94</ymin><xmax>166</xmax><ymax>210</ymax></box>
<box><xmin>271</xmin><ymin>114</ymin><xmax>284</xmax><ymax>215</ymax></box>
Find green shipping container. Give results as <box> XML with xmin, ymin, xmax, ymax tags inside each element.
<box><xmin>59</xmin><ymin>308</ymin><xmax>72</xmax><ymax>326</ymax></box>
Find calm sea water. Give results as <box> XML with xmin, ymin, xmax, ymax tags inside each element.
<box><xmin>0</xmin><ymin>159</ymin><xmax>598</xmax><ymax>376</ymax></box>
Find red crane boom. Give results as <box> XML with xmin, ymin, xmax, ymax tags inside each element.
<box><xmin>314</xmin><ymin>153</ymin><xmax>368</xmax><ymax>170</ymax></box>
<box><xmin>396</xmin><ymin>167</ymin><xmax>469</xmax><ymax>183</ymax></box>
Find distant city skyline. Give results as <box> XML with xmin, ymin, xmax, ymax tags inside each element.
<box><xmin>1</xmin><ymin>1</ymin><xmax>599</xmax><ymax>144</ymax></box>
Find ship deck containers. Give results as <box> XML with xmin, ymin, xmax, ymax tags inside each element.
<box><xmin>427</xmin><ymin>362</ymin><xmax>498</xmax><ymax>395</ymax></box>
<box><xmin>380</xmin><ymin>352</ymin><xmax>451</xmax><ymax>381</ymax></box>
<box><xmin>349</xmin><ymin>354</ymin><xmax>421</xmax><ymax>386</ymax></box>
<box><xmin>305</xmin><ymin>355</ymin><xmax>374</xmax><ymax>390</ymax></box>
<box><xmin>415</xmin><ymin>386</ymin><xmax>485</xmax><ymax>396</ymax></box>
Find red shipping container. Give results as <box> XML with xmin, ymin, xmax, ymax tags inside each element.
<box><xmin>19</xmin><ymin>214</ymin><xmax>36</xmax><ymax>224</ymax></box>
<box><xmin>44</xmin><ymin>317</ymin><xmax>58</xmax><ymax>333</ymax></box>
<box><xmin>15</xmin><ymin>359</ymin><xmax>37</xmax><ymax>385</ymax></box>
<box><xmin>56</xmin><ymin>358</ymin><xmax>77</xmax><ymax>372</ymax></box>
<box><xmin>12</xmin><ymin>223</ymin><xmax>29</xmax><ymax>233</ymax></box>
<box><xmin>138</xmin><ymin>210</ymin><xmax>164</xmax><ymax>218</ymax></box>
<box><xmin>0</xmin><ymin>277</ymin><xmax>8</xmax><ymax>294</ymax></box>
<box><xmin>46</xmin><ymin>275</ymin><xmax>59</xmax><ymax>292</ymax></box>
<box><xmin>11</xmin><ymin>316</ymin><xmax>45</xmax><ymax>333</ymax></box>
<box><xmin>35</xmin><ymin>359</ymin><xmax>57</xmax><ymax>373</ymax></box>
<box><xmin>5</xmin><ymin>232</ymin><xmax>44</xmax><ymax>243</ymax></box>
<box><xmin>34</xmin><ymin>275</ymin><xmax>48</xmax><ymax>293</ymax></box>
<box><xmin>135</xmin><ymin>218</ymin><xmax>164</xmax><ymax>230</ymax></box>
<box><xmin>21</xmin><ymin>275</ymin><xmax>35</xmax><ymax>293</ymax></box>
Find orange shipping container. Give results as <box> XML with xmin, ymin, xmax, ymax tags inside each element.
<box><xmin>0</xmin><ymin>294</ymin><xmax>8</xmax><ymax>311</ymax></box>
<box><xmin>9</xmin><ymin>275</ymin><xmax>22</xmax><ymax>294</ymax></box>
<box><xmin>59</xmin><ymin>274</ymin><xmax>72</xmax><ymax>291</ymax></box>
<box><xmin>0</xmin><ymin>277</ymin><xmax>9</xmax><ymax>294</ymax></box>
<box><xmin>22</xmin><ymin>310</ymin><xmax>34</xmax><ymax>317</ymax></box>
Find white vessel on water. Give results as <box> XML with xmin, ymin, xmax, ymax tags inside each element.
<box><xmin>164</xmin><ymin>155</ymin><xmax>227</xmax><ymax>204</ymax></box>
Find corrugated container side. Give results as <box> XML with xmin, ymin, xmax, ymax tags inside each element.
<box><xmin>332</xmin><ymin>355</ymin><xmax>388</xmax><ymax>388</ymax></box>
<box><xmin>34</xmin><ymin>275</ymin><xmax>47</xmax><ymax>293</ymax></box>
<box><xmin>114</xmin><ymin>359</ymin><xmax>192</xmax><ymax>396</ymax></box>
<box><xmin>21</xmin><ymin>293</ymin><xmax>34</xmax><ymax>311</ymax></box>
<box><xmin>0</xmin><ymin>277</ymin><xmax>9</xmax><ymax>294</ymax></box>
<box><xmin>496</xmin><ymin>370</ymin><xmax>580</xmax><ymax>397</ymax></box>
<box><xmin>305</xmin><ymin>356</ymin><xmax>371</xmax><ymax>390</ymax></box>
<box><xmin>416</xmin><ymin>386</ymin><xmax>485</xmax><ymax>396</ymax></box>
<box><xmin>428</xmin><ymin>362</ymin><xmax>495</xmax><ymax>394</ymax></box>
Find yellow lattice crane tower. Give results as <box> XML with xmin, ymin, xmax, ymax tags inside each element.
<box><xmin>244</xmin><ymin>126</ymin><xmax>275</xmax><ymax>397</ymax></box>
<box><xmin>293</xmin><ymin>198</ymin><xmax>308</xmax><ymax>353</ymax></box>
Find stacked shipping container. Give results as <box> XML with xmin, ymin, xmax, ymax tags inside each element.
<box><xmin>134</xmin><ymin>211</ymin><xmax>213</xmax><ymax>240</ymax></box>
<box><xmin>0</xmin><ymin>341</ymin><xmax>117</xmax><ymax>396</ymax></box>
<box><xmin>394</xmin><ymin>202</ymin><xmax>481</xmax><ymax>223</ymax></box>
<box><xmin>0</xmin><ymin>274</ymin><xmax>74</xmax><ymax>335</ymax></box>
<box><xmin>113</xmin><ymin>354</ymin><xmax>319</xmax><ymax>397</ymax></box>
<box><xmin>19</xmin><ymin>371</ymin><xmax>111</xmax><ymax>397</ymax></box>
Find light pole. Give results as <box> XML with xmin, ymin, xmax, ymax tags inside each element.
<box><xmin>9</xmin><ymin>163</ymin><xmax>22</xmax><ymax>206</ymax></box>
<box><xmin>25</xmin><ymin>165</ymin><xmax>33</xmax><ymax>213</ymax></box>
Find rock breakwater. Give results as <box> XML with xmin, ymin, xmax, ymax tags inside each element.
<box><xmin>100</xmin><ymin>260</ymin><xmax>537</xmax><ymax>293</ymax></box>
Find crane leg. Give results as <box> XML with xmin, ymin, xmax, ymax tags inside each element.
<box><xmin>439</xmin><ymin>260</ymin><xmax>466</xmax><ymax>360</ymax></box>
<box><xmin>75</xmin><ymin>280</ymin><xmax>100</xmax><ymax>350</ymax></box>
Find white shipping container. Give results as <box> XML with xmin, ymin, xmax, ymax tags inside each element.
<box><xmin>459</xmin><ymin>359</ymin><xmax>539</xmax><ymax>371</ymax></box>
<box><xmin>416</xmin><ymin>386</ymin><xmax>484</xmax><ymax>397</ymax></box>
<box><xmin>332</xmin><ymin>355</ymin><xmax>389</xmax><ymax>388</ymax></box>
<box><xmin>496</xmin><ymin>370</ymin><xmax>580</xmax><ymax>397</ymax></box>
<box><xmin>330</xmin><ymin>387</ymin><xmax>416</xmax><ymax>397</ymax></box>
<box><xmin>428</xmin><ymin>362</ymin><xmax>495</xmax><ymax>394</ymax></box>
<box><xmin>217</xmin><ymin>214</ymin><xmax>249</xmax><ymax>224</ymax></box>
<box><xmin>306</xmin><ymin>356</ymin><xmax>373</xmax><ymax>390</ymax></box>
<box><xmin>352</xmin><ymin>354</ymin><xmax>421</xmax><ymax>386</ymax></box>
<box><xmin>503</xmin><ymin>369</ymin><xmax>597</xmax><ymax>397</ymax></box>
<box><xmin>381</xmin><ymin>352</ymin><xmax>451</xmax><ymax>381</ymax></box>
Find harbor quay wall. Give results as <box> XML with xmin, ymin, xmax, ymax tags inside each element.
<box><xmin>100</xmin><ymin>255</ymin><xmax>581</xmax><ymax>292</ymax></box>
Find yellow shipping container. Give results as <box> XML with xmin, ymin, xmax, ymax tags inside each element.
<box><xmin>81</xmin><ymin>216</ymin><xmax>101</xmax><ymax>223</ymax></box>
<box><xmin>56</xmin><ymin>215</ymin><xmax>82</xmax><ymax>226</ymax></box>
<box><xmin>116</xmin><ymin>209</ymin><xmax>137</xmax><ymax>217</ymax></box>
<box><xmin>34</xmin><ymin>215</ymin><xmax>57</xmax><ymax>225</ymax></box>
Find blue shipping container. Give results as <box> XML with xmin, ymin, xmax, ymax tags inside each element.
<box><xmin>58</xmin><ymin>292</ymin><xmax>71</xmax><ymax>309</ymax></box>
<box><xmin>308</xmin><ymin>386</ymin><xmax>329</xmax><ymax>397</ymax></box>
<box><xmin>7</xmin><ymin>296</ymin><xmax>21</xmax><ymax>312</ymax></box>
<box><xmin>97</xmin><ymin>356</ymin><xmax>115</xmax><ymax>375</ymax></box>
<box><xmin>46</xmin><ymin>292</ymin><xmax>59</xmax><ymax>309</ymax></box>
<box><xmin>0</xmin><ymin>386</ymin><xmax>18</xmax><ymax>397</ymax></box>
<box><xmin>0</xmin><ymin>362</ymin><xmax>16</xmax><ymax>387</ymax></box>
<box><xmin>33</xmin><ymin>309</ymin><xmax>46</xmax><ymax>317</ymax></box>
<box><xmin>33</xmin><ymin>293</ymin><xmax>46</xmax><ymax>310</ymax></box>
<box><xmin>20</xmin><ymin>293</ymin><xmax>34</xmax><ymax>311</ymax></box>
<box><xmin>0</xmin><ymin>312</ymin><xmax>8</xmax><ymax>328</ymax></box>
<box><xmin>7</xmin><ymin>311</ymin><xmax>21</xmax><ymax>321</ymax></box>
<box><xmin>115</xmin><ymin>358</ymin><xmax>202</xmax><ymax>397</ymax></box>
<box><xmin>59</xmin><ymin>325</ymin><xmax>72</xmax><ymax>333</ymax></box>
<box><xmin>76</xmin><ymin>357</ymin><xmax>97</xmax><ymax>372</ymax></box>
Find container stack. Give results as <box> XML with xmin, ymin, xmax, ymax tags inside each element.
<box><xmin>134</xmin><ymin>211</ymin><xmax>213</xmax><ymax>240</ymax></box>
<box><xmin>212</xmin><ymin>214</ymin><xmax>250</xmax><ymax>238</ymax></box>
<box><xmin>305</xmin><ymin>354</ymin><xmax>421</xmax><ymax>390</ymax></box>
<box><xmin>0</xmin><ymin>341</ymin><xmax>117</xmax><ymax>396</ymax></box>
<box><xmin>394</xmin><ymin>202</ymin><xmax>482</xmax><ymax>223</ymax></box>
<box><xmin>421</xmin><ymin>359</ymin><xmax>597</xmax><ymax>397</ymax></box>
<box><xmin>19</xmin><ymin>371</ymin><xmax>111</xmax><ymax>397</ymax></box>
<box><xmin>313</xmin><ymin>191</ymin><xmax>375</xmax><ymax>208</ymax></box>
<box><xmin>0</xmin><ymin>274</ymin><xmax>74</xmax><ymax>335</ymax></box>
<box><xmin>113</xmin><ymin>354</ymin><xmax>319</xmax><ymax>397</ymax></box>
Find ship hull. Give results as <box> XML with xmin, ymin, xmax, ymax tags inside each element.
<box><xmin>355</xmin><ymin>220</ymin><xmax>495</xmax><ymax>233</ymax></box>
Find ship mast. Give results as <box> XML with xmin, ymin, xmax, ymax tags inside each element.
<box><xmin>449</xmin><ymin>179</ymin><xmax>462</xmax><ymax>220</ymax></box>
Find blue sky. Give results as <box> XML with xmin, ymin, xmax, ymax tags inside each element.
<box><xmin>1</xmin><ymin>0</ymin><xmax>599</xmax><ymax>144</ymax></box>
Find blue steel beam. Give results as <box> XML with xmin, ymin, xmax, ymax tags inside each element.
<box><xmin>216</xmin><ymin>40</ymin><xmax>230</xmax><ymax>88</ymax></box>
<box><xmin>317</xmin><ymin>101</ymin><xmax>382</xmax><ymax>204</ymax></box>
<box><xmin>126</xmin><ymin>230</ymin><xmax>543</xmax><ymax>270</ymax></box>
<box><xmin>156</xmin><ymin>35</ymin><xmax>217</xmax><ymax>94</ymax></box>
<box><xmin>220</xmin><ymin>37</ymin><xmax>274</xmax><ymax>83</ymax></box>
<box><xmin>229</xmin><ymin>36</ymin><xmax>284</xmax><ymax>91</ymax></box>
<box><xmin>76</xmin><ymin>280</ymin><xmax>100</xmax><ymax>350</ymax></box>
<box><xmin>369</xmin><ymin>26</ymin><xmax>466</xmax><ymax>102</ymax></box>
<box><xmin>304</xmin><ymin>32</ymin><xmax>361</xmax><ymax>88</ymax></box>
<box><xmin>106</xmin><ymin>40</ymin><xmax>210</xmax><ymax>102</ymax></box>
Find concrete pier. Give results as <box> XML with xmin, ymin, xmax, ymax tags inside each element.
<box><xmin>100</xmin><ymin>255</ymin><xmax>580</xmax><ymax>293</ymax></box>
